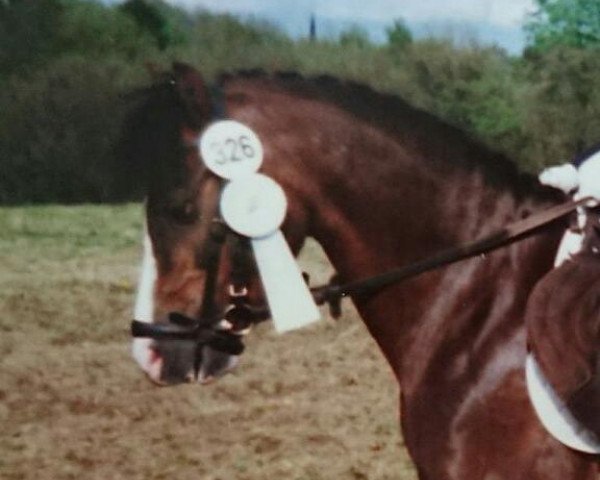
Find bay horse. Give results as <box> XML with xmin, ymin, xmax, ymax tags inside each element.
<box><xmin>120</xmin><ymin>62</ymin><xmax>600</xmax><ymax>479</ymax></box>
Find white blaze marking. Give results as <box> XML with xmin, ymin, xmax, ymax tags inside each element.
<box><xmin>132</xmin><ymin>228</ymin><xmax>158</xmax><ymax>372</ymax></box>
<box><xmin>134</xmin><ymin>229</ymin><xmax>157</xmax><ymax>322</ymax></box>
<box><xmin>525</xmin><ymin>354</ymin><xmax>600</xmax><ymax>454</ymax></box>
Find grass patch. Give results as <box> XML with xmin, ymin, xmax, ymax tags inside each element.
<box><xmin>0</xmin><ymin>203</ymin><xmax>143</xmax><ymax>259</ymax></box>
<box><xmin>0</xmin><ymin>204</ymin><xmax>415</xmax><ymax>480</ymax></box>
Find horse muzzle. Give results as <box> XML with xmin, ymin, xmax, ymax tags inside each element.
<box><xmin>140</xmin><ymin>339</ymin><xmax>240</xmax><ymax>385</ymax></box>
<box><xmin>131</xmin><ymin>306</ymin><xmax>266</xmax><ymax>385</ymax></box>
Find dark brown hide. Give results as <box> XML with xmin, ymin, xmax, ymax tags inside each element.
<box><xmin>121</xmin><ymin>64</ymin><xmax>599</xmax><ymax>478</ymax></box>
<box><xmin>526</xmin><ymin>210</ymin><xmax>600</xmax><ymax>439</ymax></box>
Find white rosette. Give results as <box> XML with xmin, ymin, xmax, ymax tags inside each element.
<box><xmin>200</xmin><ymin>120</ymin><xmax>320</xmax><ymax>333</ymax></box>
<box><xmin>220</xmin><ymin>174</ymin><xmax>320</xmax><ymax>332</ymax></box>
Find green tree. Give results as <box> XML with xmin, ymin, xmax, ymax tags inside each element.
<box><xmin>384</xmin><ymin>40</ymin><xmax>526</xmax><ymax>163</ymax></box>
<box><xmin>520</xmin><ymin>47</ymin><xmax>600</xmax><ymax>168</ymax></box>
<box><xmin>386</xmin><ymin>18</ymin><xmax>412</xmax><ymax>50</ymax></box>
<box><xmin>339</xmin><ymin>25</ymin><xmax>370</xmax><ymax>48</ymax></box>
<box><xmin>57</xmin><ymin>1</ymin><xmax>154</xmax><ymax>59</ymax></box>
<box><xmin>0</xmin><ymin>57</ymin><xmax>142</xmax><ymax>203</ymax></box>
<box><xmin>0</xmin><ymin>0</ymin><xmax>157</xmax><ymax>76</ymax></box>
<box><xmin>180</xmin><ymin>12</ymin><xmax>290</xmax><ymax>73</ymax></box>
<box><xmin>119</xmin><ymin>0</ymin><xmax>179</xmax><ymax>50</ymax></box>
<box><xmin>0</xmin><ymin>0</ymin><xmax>64</xmax><ymax>75</ymax></box>
<box><xmin>525</xmin><ymin>0</ymin><xmax>600</xmax><ymax>51</ymax></box>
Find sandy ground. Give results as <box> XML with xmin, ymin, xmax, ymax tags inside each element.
<box><xmin>0</xmin><ymin>204</ymin><xmax>417</xmax><ymax>480</ymax></box>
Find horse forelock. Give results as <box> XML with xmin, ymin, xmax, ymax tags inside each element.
<box><xmin>118</xmin><ymin>81</ymin><xmax>189</xmax><ymax>191</ymax></box>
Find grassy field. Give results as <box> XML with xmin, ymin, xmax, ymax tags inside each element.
<box><xmin>0</xmin><ymin>204</ymin><xmax>416</xmax><ymax>480</ymax></box>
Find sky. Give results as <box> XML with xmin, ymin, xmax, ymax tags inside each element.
<box><xmin>117</xmin><ymin>0</ymin><xmax>539</xmax><ymax>54</ymax></box>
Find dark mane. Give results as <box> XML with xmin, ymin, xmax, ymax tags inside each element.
<box><xmin>116</xmin><ymin>78</ymin><xmax>192</xmax><ymax>197</ymax></box>
<box><xmin>219</xmin><ymin>69</ymin><xmax>562</xmax><ymax>203</ymax></box>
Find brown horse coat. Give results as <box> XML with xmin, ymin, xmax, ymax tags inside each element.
<box><xmin>122</xmin><ymin>64</ymin><xmax>600</xmax><ymax>479</ymax></box>
<box><xmin>527</xmin><ymin>211</ymin><xmax>600</xmax><ymax>439</ymax></box>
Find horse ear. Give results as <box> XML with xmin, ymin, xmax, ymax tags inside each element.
<box><xmin>171</xmin><ymin>62</ymin><xmax>212</xmax><ymax>128</ymax></box>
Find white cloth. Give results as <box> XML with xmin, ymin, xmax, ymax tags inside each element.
<box><xmin>577</xmin><ymin>151</ymin><xmax>600</xmax><ymax>200</ymax></box>
<box><xmin>538</xmin><ymin>151</ymin><xmax>600</xmax><ymax>202</ymax></box>
<box><xmin>538</xmin><ymin>163</ymin><xmax>579</xmax><ymax>193</ymax></box>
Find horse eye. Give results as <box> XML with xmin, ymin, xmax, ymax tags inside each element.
<box><xmin>168</xmin><ymin>202</ymin><xmax>198</xmax><ymax>224</ymax></box>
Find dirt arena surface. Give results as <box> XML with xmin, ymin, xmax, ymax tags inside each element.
<box><xmin>0</xmin><ymin>204</ymin><xmax>417</xmax><ymax>480</ymax></box>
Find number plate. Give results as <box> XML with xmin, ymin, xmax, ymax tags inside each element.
<box><xmin>199</xmin><ymin>120</ymin><xmax>263</xmax><ymax>179</ymax></box>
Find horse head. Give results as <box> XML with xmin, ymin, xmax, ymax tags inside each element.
<box><xmin>122</xmin><ymin>63</ymin><xmax>311</xmax><ymax>385</ymax></box>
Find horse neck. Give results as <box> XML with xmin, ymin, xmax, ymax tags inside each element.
<box><xmin>305</xmin><ymin>140</ymin><xmax>564</xmax><ymax>387</ymax></box>
<box><xmin>305</xmin><ymin>117</ymin><xmax>552</xmax><ymax>279</ymax></box>
<box><xmin>224</xmin><ymin>78</ymin><xmax>563</xmax><ymax>386</ymax></box>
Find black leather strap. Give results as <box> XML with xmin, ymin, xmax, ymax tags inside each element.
<box><xmin>312</xmin><ymin>197</ymin><xmax>595</xmax><ymax>312</ymax></box>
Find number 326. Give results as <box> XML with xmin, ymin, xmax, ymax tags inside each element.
<box><xmin>210</xmin><ymin>135</ymin><xmax>256</xmax><ymax>165</ymax></box>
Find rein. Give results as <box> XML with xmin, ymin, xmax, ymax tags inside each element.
<box><xmin>312</xmin><ymin>195</ymin><xmax>596</xmax><ymax>316</ymax></box>
<box><xmin>129</xmin><ymin>74</ymin><xmax>599</xmax><ymax>348</ymax></box>
<box><xmin>132</xmin><ymin>194</ymin><xmax>595</xmax><ymax>342</ymax></box>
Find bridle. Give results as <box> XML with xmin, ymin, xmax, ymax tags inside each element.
<box><xmin>132</xmin><ymin>189</ymin><xmax>596</xmax><ymax>357</ymax></box>
<box><xmin>131</xmin><ymin>209</ymin><xmax>266</xmax><ymax>359</ymax></box>
<box><xmin>131</xmin><ymin>83</ymin><xmax>268</xmax><ymax>370</ymax></box>
<box><xmin>130</xmin><ymin>82</ymin><xmax>599</xmax><ymax>362</ymax></box>
<box><xmin>131</xmin><ymin>178</ymin><xmax>270</xmax><ymax>367</ymax></box>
